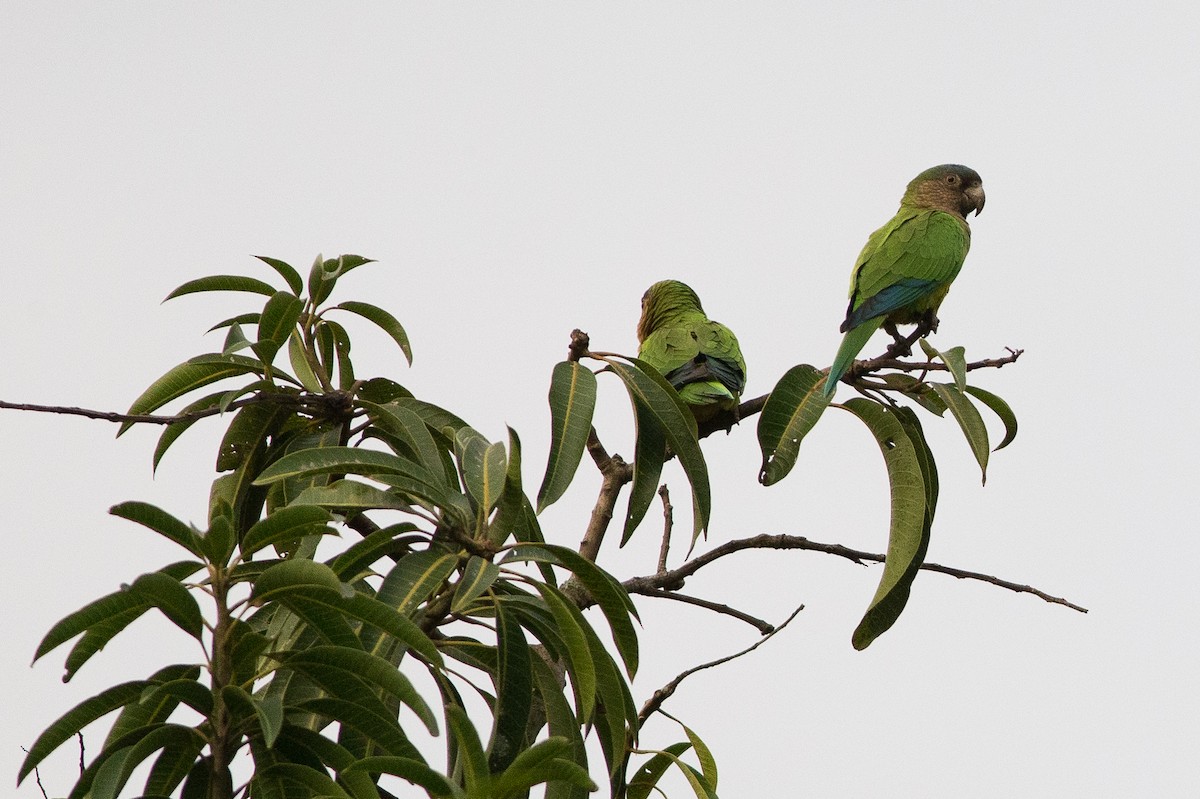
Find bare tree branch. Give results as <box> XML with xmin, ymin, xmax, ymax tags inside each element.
<box><xmin>623</xmin><ymin>533</ymin><xmax>1088</xmax><ymax>613</ymax></box>
<box><xmin>635</xmin><ymin>587</ymin><xmax>775</xmax><ymax>634</ymax></box>
<box><xmin>0</xmin><ymin>390</ymin><xmax>358</xmax><ymax>427</ymax></box>
<box><xmin>637</xmin><ymin>604</ymin><xmax>805</xmax><ymax>726</ymax></box>
<box><xmin>655</xmin><ymin>484</ymin><xmax>673</xmax><ymax>573</ymax></box>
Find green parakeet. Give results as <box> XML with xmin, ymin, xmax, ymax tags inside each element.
<box><xmin>637</xmin><ymin>280</ymin><xmax>747</xmax><ymax>422</ymax></box>
<box><xmin>823</xmin><ymin>164</ymin><xmax>986</xmax><ymax>398</ymax></box>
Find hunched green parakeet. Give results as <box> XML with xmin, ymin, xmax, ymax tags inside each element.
<box><xmin>637</xmin><ymin>280</ymin><xmax>747</xmax><ymax>422</ymax></box>
<box><xmin>823</xmin><ymin>164</ymin><xmax>985</xmax><ymax>398</ymax></box>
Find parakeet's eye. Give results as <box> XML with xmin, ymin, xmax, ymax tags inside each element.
<box><xmin>945</xmin><ymin>174</ymin><xmax>960</xmax><ymax>185</ymax></box>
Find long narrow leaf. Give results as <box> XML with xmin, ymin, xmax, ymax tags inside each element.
<box><xmin>537</xmin><ymin>362</ymin><xmax>597</xmax><ymax>512</ymax></box>
<box><xmin>332</xmin><ymin>301</ymin><xmax>413</xmax><ymax>365</ymax></box>
<box><xmin>930</xmin><ymin>383</ymin><xmax>990</xmax><ymax>485</ymax></box>
<box><xmin>164</xmin><ymin>274</ymin><xmax>277</xmax><ymax>300</ymax></box>
<box><xmin>842</xmin><ymin>399</ymin><xmax>928</xmax><ymax>650</ymax></box>
<box><xmin>965</xmin><ymin>384</ymin><xmax>1019</xmax><ymax>450</ymax></box>
<box><xmin>756</xmin><ymin>364</ymin><xmax>831</xmax><ymax>486</ymax></box>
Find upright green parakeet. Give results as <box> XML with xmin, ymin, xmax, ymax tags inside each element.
<box><xmin>637</xmin><ymin>280</ymin><xmax>747</xmax><ymax>422</ymax></box>
<box><xmin>823</xmin><ymin>164</ymin><xmax>986</xmax><ymax>398</ymax></box>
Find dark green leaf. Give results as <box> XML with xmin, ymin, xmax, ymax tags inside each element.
<box><xmin>254</xmin><ymin>446</ymin><xmax>432</xmax><ymax>486</ymax></box>
<box><xmin>151</xmin><ymin>390</ymin><xmax>228</xmax><ymax>473</ymax></box>
<box><xmin>488</xmin><ymin>601</ymin><xmax>533</xmax><ymax>773</ymax></box>
<box><xmin>488</xmin><ymin>427</ymin><xmax>532</xmax><ymax>547</ymax></box>
<box><xmin>109</xmin><ymin>501</ymin><xmax>203</xmax><ymax>558</ymax></box>
<box><xmin>452</xmin><ymin>557</ymin><xmax>501</xmax><ymax>614</ymax></box>
<box><xmin>240</xmin><ymin>505</ymin><xmax>335</xmax><ymax>559</ymax></box>
<box><xmin>299</xmin><ymin>696</ymin><xmax>422</xmax><ymax>760</ymax></box>
<box><xmin>628</xmin><ymin>742</ymin><xmax>693</xmax><ymax>799</ymax></box>
<box><xmin>531</xmin><ymin>582</ymin><xmax>597</xmax><ymax>722</ymax></box>
<box><xmin>260</xmin><ymin>763</ymin><xmax>355</xmax><ymax>799</ymax></box>
<box><xmin>332</xmin><ymin>300</ymin><xmax>413</xmax><ymax>365</ymax></box>
<box><xmin>446</xmin><ymin>703</ymin><xmax>490</xmax><ymax>798</ymax></box>
<box><xmin>287</xmin><ymin>330</ymin><xmax>325</xmax><ymax>392</ymax></box>
<box><xmin>537</xmin><ymin>362</ymin><xmax>597</xmax><ymax>512</ymax></box>
<box><xmin>127</xmin><ymin>571</ymin><xmax>204</xmax><ymax>639</ymax></box>
<box><xmin>253</xmin><ymin>559</ymin><xmax>352</xmax><ymax>603</ymax></box>
<box><xmin>920</xmin><ymin>339</ymin><xmax>967</xmax><ymax>391</ymax></box>
<box><xmin>345</xmin><ymin>756</ymin><xmax>463</xmax><ymax>798</ymax></box>
<box><xmin>254</xmin><ymin>291</ymin><xmax>305</xmax><ymax>365</ymax></box>
<box><xmin>503</xmin><ymin>544</ymin><xmax>639</xmax><ymax>677</ymax></box>
<box><xmin>930</xmin><ymin>383</ymin><xmax>990</xmax><ymax>484</ymax></box>
<box><xmin>222</xmin><ymin>685</ymin><xmax>284</xmax><ymax>748</ymax></box>
<box><xmin>757</xmin><ymin>364</ymin><xmax>832</xmax><ymax>486</ymax></box>
<box><xmin>120</xmin><ymin>354</ymin><xmax>270</xmax><ymax>436</ymax></box>
<box><xmin>164</xmin><ymin>274</ymin><xmax>276</xmax><ymax>301</ymax></box>
<box><xmin>965</xmin><ymin>384</ymin><xmax>1019</xmax><ymax>450</ymax></box>
<box><xmin>621</xmin><ymin>393</ymin><xmax>667</xmax><ymax>545</ymax></box>
<box><xmin>842</xmin><ymin>399</ymin><xmax>928</xmax><ymax>650</ymax></box>
<box><xmin>18</xmin><ymin>681</ymin><xmax>151</xmax><ymax>783</ymax></box>
<box><xmin>253</xmin><ymin>255</ymin><xmax>304</xmax><ymax>295</ymax></box>
<box><xmin>605</xmin><ymin>357</ymin><xmax>710</xmax><ymax>541</ymax></box>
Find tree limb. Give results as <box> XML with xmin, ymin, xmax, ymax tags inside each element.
<box><xmin>623</xmin><ymin>533</ymin><xmax>1088</xmax><ymax>613</ymax></box>
<box><xmin>637</xmin><ymin>604</ymin><xmax>805</xmax><ymax>726</ymax></box>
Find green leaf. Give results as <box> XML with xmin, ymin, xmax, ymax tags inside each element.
<box><xmin>151</xmin><ymin>390</ymin><xmax>228</xmax><ymax>473</ymax></box>
<box><xmin>104</xmin><ymin>664</ymin><xmax>203</xmax><ymax>747</ymax></box>
<box><xmin>274</xmin><ymin>646</ymin><xmax>439</xmax><ymax>735</ymax></box>
<box><xmin>109</xmin><ymin>501</ymin><xmax>203</xmax><ymax>558</ymax></box>
<box><xmin>18</xmin><ymin>681</ymin><xmax>151</xmax><ymax>783</ymax></box>
<box><xmin>287</xmin><ymin>329</ymin><xmax>324</xmax><ymax>392</ymax></box>
<box><xmin>605</xmin><ymin>356</ymin><xmax>711</xmax><ymax>540</ymax></box>
<box><xmin>488</xmin><ymin>427</ymin><xmax>534</xmax><ymax>547</ymax></box>
<box><xmin>254</xmin><ymin>446</ymin><xmax>432</xmax><ymax>486</ymax></box>
<box><xmin>492</xmin><ymin>738</ymin><xmax>597</xmax><ymax>799</ymax></box>
<box><xmin>628</xmin><ymin>742</ymin><xmax>693</xmax><ymax>799</ymax></box>
<box><xmin>679</xmin><ymin>721</ymin><xmax>718</xmax><ymax>790</ymax></box>
<box><xmin>537</xmin><ymin>361</ymin><xmax>597</xmax><ymax>512</ymax></box>
<box><xmin>376</xmin><ymin>546</ymin><xmax>459</xmax><ymax>617</ymax></box>
<box><xmin>291</xmin><ymin>479</ymin><xmax>414</xmax><ymax>512</ymax></box>
<box><xmin>127</xmin><ymin>571</ymin><xmax>204</xmax><ymax>640</ymax></box>
<box><xmin>254</xmin><ymin>291</ymin><xmax>305</xmax><ymax>365</ymax></box>
<box><xmin>930</xmin><ymin>383</ymin><xmax>990</xmax><ymax>485</ymax></box>
<box><xmin>757</xmin><ymin>364</ymin><xmax>832</xmax><ymax>486</ymax></box>
<box><xmin>308</xmin><ymin>253</ymin><xmax>375</xmax><ymax>307</ymax></box>
<box><xmin>297</xmin><ymin>697</ymin><xmax>423</xmax><ymax>761</ymax></box>
<box><xmin>240</xmin><ymin>505</ymin><xmax>335</xmax><ymax>559</ymax></box>
<box><xmin>340</xmin><ymin>593</ymin><xmax>443</xmax><ymax>664</ymax></box>
<box><xmin>621</xmin><ymin>393</ymin><xmax>666</xmax><ymax>545</ymax></box>
<box><xmin>215</xmin><ymin>396</ymin><xmax>294</xmax><ymax>472</ymax></box>
<box><xmin>842</xmin><ymin>399</ymin><xmax>928</xmax><ymax>650</ymax></box>
<box><xmin>253</xmin><ymin>255</ymin><xmax>304</xmax><ymax>295</ymax></box>
<box><xmin>920</xmin><ymin>339</ymin><xmax>967</xmax><ymax>391</ymax></box>
<box><xmin>361</xmin><ymin>401</ymin><xmax>449</xmax><ymax>485</ymax></box>
<box><xmin>322</xmin><ymin>317</ymin><xmax>356</xmax><ymax>390</ymax></box>
<box><xmin>120</xmin><ymin>354</ymin><xmax>269</xmax><ymax>435</ymax></box>
<box><xmin>503</xmin><ymin>544</ymin><xmax>639</xmax><ymax>677</ymax></box>
<box><xmin>222</xmin><ymin>321</ymin><xmax>253</xmax><ymax>355</ymax></box>
<box><xmin>531</xmin><ymin>582</ymin><xmax>597</xmax><ymax>722</ymax></box>
<box><xmin>356</xmin><ymin>377</ymin><xmax>414</xmax><ymax>404</ymax></box>
<box><xmin>142</xmin><ymin>726</ymin><xmax>207</xmax><ymax>797</ymax></box>
<box><xmin>164</xmin><ymin>274</ymin><xmax>277</xmax><ymax>301</ymax></box>
<box><xmin>260</xmin><ymin>763</ymin><xmax>355</xmax><ymax>799</ymax></box>
<box><xmin>222</xmin><ymin>685</ymin><xmax>284</xmax><ymax>748</ymax></box>
<box><xmin>344</xmin><ymin>756</ymin><xmax>464</xmax><ymax>798</ymax></box>
<box><xmin>332</xmin><ymin>300</ymin><xmax>413</xmax><ymax>365</ymax></box>
<box><xmin>252</xmin><ymin>559</ymin><xmax>352</xmax><ymax>603</ymax></box>
<box><xmin>965</xmin><ymin>384</ymin><xmax>1019</xmax><ymax>450</ymax></box>
<box><xmin>452</xmin><ymin>557</ymin><xmax>501</xmax><ymax>613</ymax></box>
<box><xmin>446</xmin><ymin>703</ymin><xmax>491</xmax><ymax>798</ymax></box>
<box><xmin>455</xmin><ymin>428</ymin><xmax>506</xmax><ymax>516</ymax></box>
<box><xmin>489</xmin><ymin>601</ymin><xmax>534</xmax><ymax>773</ymax></box>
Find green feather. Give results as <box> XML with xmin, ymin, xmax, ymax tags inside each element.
<box><xmin>824</xmin><ymin>317</ymin><xmax>883</xmax><ymax>398</ymax></box>
<box><xmin>638</xmin><ymin>280</ymin><xmax>747</xmax><ymax>421</ymax></box>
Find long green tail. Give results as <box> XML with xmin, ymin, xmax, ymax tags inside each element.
<box><xmin>823</xmin><ymin>317</ymin><xmax>884</xmax><ymax>398</ymax></box>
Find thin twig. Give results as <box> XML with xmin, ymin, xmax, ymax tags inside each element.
<box><xmin>637</xmin><ymin>604</ymin><xmax>805</xmax><ymax>725</ymax></box>
<box><xmin>622</xmin><ymin>533</ymin><xmax>1087</xmax><ymax>613</ymax></box>
<box><xmin>0</xmin><ymin>390</ymin><xmax>358</xmax><ymax>427</ymax></box>
<box><xmin>635</xmin><ymin>587</ymin><xmax>775</xmax><ymax>634</ymax></box>
<box><xmin>656</xmin><ymin>484</ymin><xmax>673</xmax><ymax>573</ymax></box>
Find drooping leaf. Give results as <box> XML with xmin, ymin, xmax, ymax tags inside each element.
<box><xmin>503</xmin><ymin>544</ymin><xmax>639</xmax><ymax>677</ymax></box>
<box><xmin>536</xmin><ymin>361</ymin><xmax>597</xmax><ymax>513</ymax></box>
<box><xmin>621</xmin><ymin>392</ymin><xmax>666</xmax><ymax>545</ymax></box>
<box><xmin>164</xmin><ymin>274</ymin><xmax>277</xmax><ymax>301</ymax></box>
<box><xmin>291</xmin><ymin>480</ymin><xmax>414</xmax><ymax>512</ymax></box>
<box><xmin>361</xmin><ymin>401</ymin><xmax>448</xmax><ymax>486</ymax></box>
<box><xmin>488</xmin><ymin>427</ymin><xmax>534</xmax><ymax>547</ymax></box>
<box><xmin>488</xmin><ymin>600</ymin><xmax>533</xmax><ymax>773</ymax></box>
<box><xmin>605</xmin><ymin>356</ymin><xmax>710</xmax><ymax>541</ymax></box>
<box><xmin>253</xmin><ymin>255</ymin><xmax>304</xmax><ymax>295</ymax></box>
<box><xmin>126</xmin><ymin>571</ymin><xmax>204</xmax><ymax>640</ymax></box>
<box><xmin>965</xmin><ymin>384</ymin><xmax>1019</xmax><ymax>450</ymax></box>
<box><xmin>531</xmin><ymin>582</ymin><xmax>597</xmax><ymax>723</ymax></box>
<box><xmin>109</xmin><ymin>501</ymin><xmax>202</xmax><ymax>558</ymax></box>
<box><xmin>259</xmin><ymin>763</ymin><xmax>356</xmax><ymax>799</ymax></box>
<box><xmin>627</xmin><ymin>742</ymin><xmax>694</xmax><ymax>799</ymax></box>
<box><xmin>343</xmin><ymin>756</ymin><xmax>463</xmax><ymax>798</ymax></box>
<box><xmin>254</xmin><ymin>446</ymin><xmax>432</xmax><ymax>486</ymax></box>
<box><xmin>222</xmin><ymin>685</ymin><xmax>284</xmax><ymax>748</ymax></box>
<box><xmin>151</xmin><ymin>390</ymin><xmax>228</xmax><ymax>473</ymax></box>
<box><xmin>446</xmin><ymin>703</ymin><xmax>491</xmax><ymax>798</ymax></box>
<box><xmin>920</xmin><ymin>339</ymin><xmax>968</xmax><ymax>391</ymax></box>
<box><xmin>332</xmin><ymin>300</ymin><xmax>413</xmax><ymax>365</ymax></box>
<box><xmin>19</xmin><ymin>681</ymin><xmax>152</xmax><ymax>783</ymax></box>
<box><xmin>120</xmin><ymin>354</ymin><xmax>272</xmax><ymax>435</ymax></box>
<box><xmin>491</xmin><ymin>737</ymin><xmax>597</xmax><ymax>799</ymax></box>
<box><xmin>930</xmin><ymin>382</ymin><xmax>990</xmax><ymax>485</ymax></box>
<box><xmin>842</xmin><ymin>399</ymin><xmax>928</xmax><ymax>650</ymax></box>
<box><xmin>757</xmin><ymin>364</ymin><xmax>832</xmax><ymax>486</ymax></box>
<box><xmin>287</xmin><ymin>330</ymin><xmax>325</xmax><ymax>392</ymax></box>
<box><xmin>240</xmin><ymin>505</ymin><xmax>335</xmax><ymax>559</ymax></box>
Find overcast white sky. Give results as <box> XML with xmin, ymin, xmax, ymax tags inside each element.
<box><xmin>2</xmin><ymin>3</ymin><xmax>1197</xmax><ymax>797</ymax></box>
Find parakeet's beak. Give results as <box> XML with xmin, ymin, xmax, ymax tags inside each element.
<box><xmin>967</xmin><ymin>185</ymin><xmax>985</xmax><ymax>216</ymax></box>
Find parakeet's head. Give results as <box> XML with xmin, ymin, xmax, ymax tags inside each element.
<box><xmin>637</xmin><ymin>279</ymin><xmax>704</xmax><ymax>342</ymax></box>
<box><xmin>903</xmin><ymin>164</ymin><xmax>985</xmax><ymax>218</ymax></box>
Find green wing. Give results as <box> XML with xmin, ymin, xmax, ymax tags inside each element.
<box><xmin>639</xmin><ymin>316</ymin><xmax>746</xmax><ymax>413</ymax></box>
<box><xmin>843</xmin><ymin>208</ymin><xmax>971</xmax><ymax>331</ymax></box>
